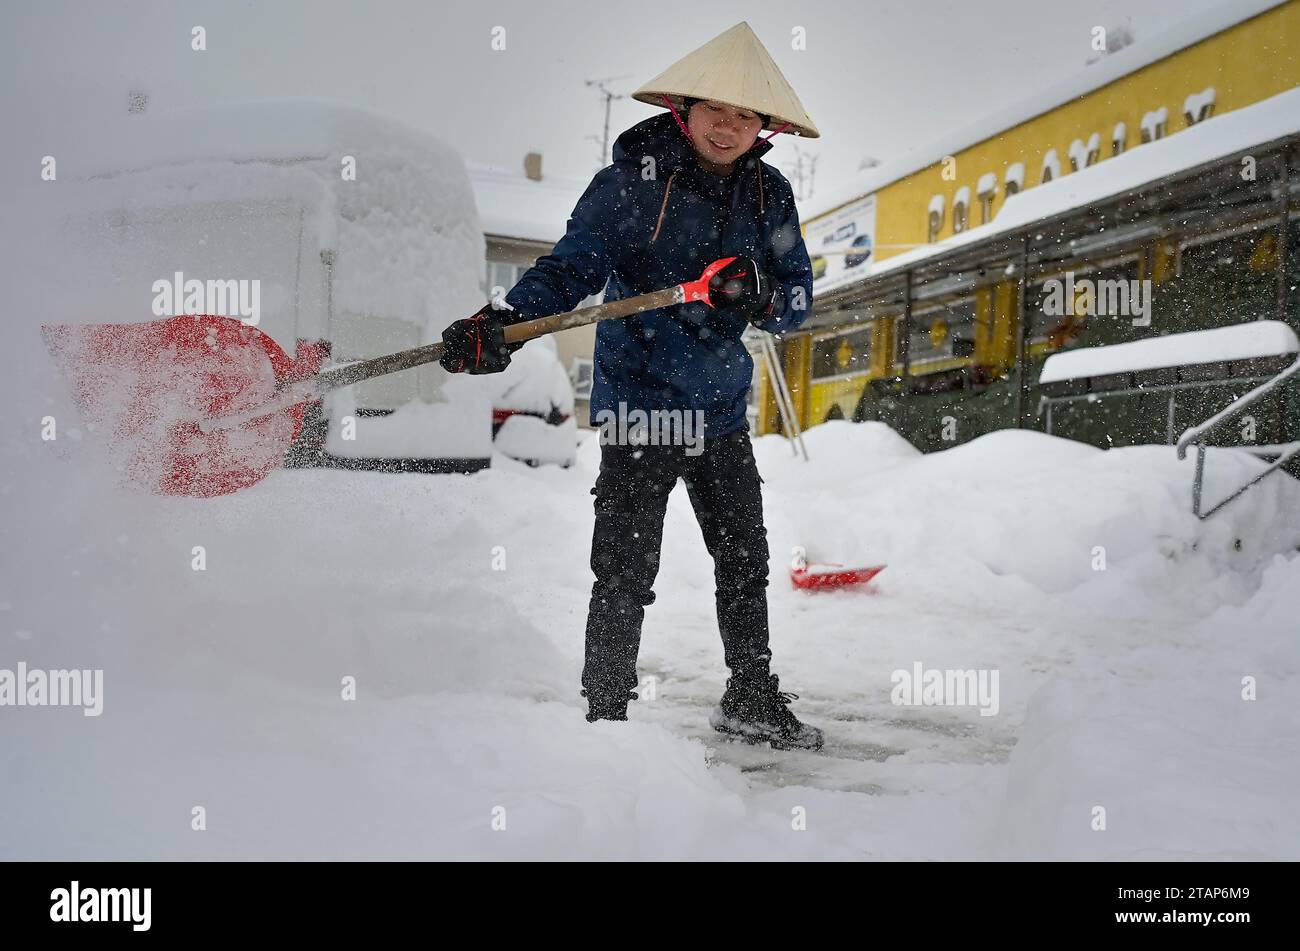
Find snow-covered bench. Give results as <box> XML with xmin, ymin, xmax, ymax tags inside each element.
<box><xmin>1038</xmin><ymin>321</ymin><xmax>1299</xmax><ymax>397</ymax></box>
<box><xmin>1036</xmin><ymin>322</ymin><xmax>1299</xmax><ymax>443</ymax></box>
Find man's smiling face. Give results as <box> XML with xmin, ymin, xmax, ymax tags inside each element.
<box><xmin>686</xmin><ymin>100</ymin><xmax>763</xmax><ymax>171</ymax></box>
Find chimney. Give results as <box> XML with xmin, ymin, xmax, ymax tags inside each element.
<box><xmin>523</xmin><ymin>152</ymin><xmax>543</xmax><ymax>182</ymax></box>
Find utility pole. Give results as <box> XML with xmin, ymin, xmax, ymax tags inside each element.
<box><xmin>783</xmin><ymin>145</ymin><xmax>819</xmax><ymax>202</ymax></box>
<box><xmin>585</xmin><ymin>75</ymin><xmax>630</xmax><ymax>169</ymax></box>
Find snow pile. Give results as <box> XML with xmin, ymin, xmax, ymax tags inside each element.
<box><xmin>0</xmin><ymin>457</ymin><xmax>846</xmax><ymax>859</ymax></box>
<box><xmin>493</xmin><ymin>413</ymin><xmax>579</xmax><ymax>467</ymax></box>
<box><xmin>47</xmin><ymin>99</ymin><xmax>487</xmax><ymax>348</ymax></box>
<box><xmin>4</xmin><ymin>401</ymin><xmax>1299</xmax><ymax>857</ymax></box>
<box><xmin>324</xmin><ymin>378</ymin><xmax>493</xmax><ymax>460</ymax></box>
<box><xmin>754</xmin><ymin>422</ymin><xmax>1300</xmax><ymax>602</ymax></box>
<box><xmin>992</xmin><ymin>551</ymin><xmax>1300</xmax><ymax>860</ymax></box>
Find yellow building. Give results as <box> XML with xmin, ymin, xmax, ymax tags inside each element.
<box><xmin>760</xmin><ymin>0</ymin><xmax>1300</xmax><ymax>446</ymax></box>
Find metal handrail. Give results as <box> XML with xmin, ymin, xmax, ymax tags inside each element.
<box><xmin>1174</xmin><ymin>351</ymin><xmax>1300</xmax><ymax>519</ymax></box>
<box><xmin>1175</xmin><ymin>352</ymin><xmax>1300</xmax><ymax>457</ymax></box>
<box><xmin>1036</xmin><ymin>374</ymin><xmax>1278</xmax><ymax>443</ymax></box>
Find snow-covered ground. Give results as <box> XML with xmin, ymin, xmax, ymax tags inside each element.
<box><xmin>2</xmin><ymin>61</ymin><xmax>1297</xmax><ymax>862</ymax></box>
<box><xmin>3</xmin><ymin>407</ymin><xmax>1298</xmax><ymax>859</ymax></box>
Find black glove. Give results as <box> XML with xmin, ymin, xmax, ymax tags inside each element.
<box><xmin>438</xmin><ymin>302</ymin><xmax>524</xmax><ymax>374</ymax></box>
<box><xmin>708</xmin><ymin>256</ymin><xmax>780</xmax><ymax>322</ymax></box>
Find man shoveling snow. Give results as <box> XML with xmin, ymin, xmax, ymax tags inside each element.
<box><xmin>439</xmin><ymin>22</ymin><xmax>823</xmax><ymax>750</ymax></box>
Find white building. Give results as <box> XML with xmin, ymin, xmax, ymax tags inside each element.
<box><xmin>467</xmin><ymin>156</ymin><xmax>600</xmax><ymax>427</ymax></box>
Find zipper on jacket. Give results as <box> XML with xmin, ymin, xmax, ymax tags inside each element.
<box><xmin>650</xmin><ymin>168</ymin><xmax>679</xmax><ymax>244</ymax></box>
<box><xmin>650</xmin><ymin>161</ymin><xmax>768</xmax><ymax>246</ymax></box>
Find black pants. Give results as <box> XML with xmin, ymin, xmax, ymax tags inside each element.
<box><xmin>583</xmin><ymin>428</ymin><xmax>772</xmax><ymax>697</ymax></box>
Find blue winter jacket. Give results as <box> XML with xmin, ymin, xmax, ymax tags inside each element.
<box><xmin>503</xmin><ymin>112</ymin><xmax>814</xmax><ymax>438</ymax></box>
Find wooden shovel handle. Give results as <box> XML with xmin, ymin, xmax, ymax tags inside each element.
<box><xmin>201</xmin><ymin>258</ymin><xmax>735</xmax><ymax>434</ymax></box>
<box><xmin>318</xmin><ymin>255</ymin><xmax>734</xmax><ymax>394</ymax></box>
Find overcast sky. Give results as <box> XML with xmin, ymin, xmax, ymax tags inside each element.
<box><xmin>4</xmin><ymin>0</ymin><xmax>1236</xmax><ymax>199</ymax></box>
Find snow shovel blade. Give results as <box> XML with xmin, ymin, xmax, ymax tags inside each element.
<box><xmin>790</xmin><ymin>564</ymin><xmax>886</xmax><ymax>591</ymax></box>
<box><xmin>41</xmin><ymin>315</ymin><xmax>307</xmax><ymax>498</ymax></box>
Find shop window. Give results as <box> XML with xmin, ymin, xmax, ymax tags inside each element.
<box><xmin>487</xmin><ymin>260</ymin><xmax>525</xmax><ymax>301</ymax></box>
<box><xmin>1028</xmin><ymin>260</ymin><xmax>1140</xmax><ymax>350</ymax></box>
<box><xmin>904</xmin><ymin>297</ymin><xmax>977</xmax><ymax>367</ymax></box>
<box><xmin>1174</xmin><ymin>230</ymin><xmax>1279</xmax><ymax>324</ymax></box>
<box><xmin>812</xmin><ymin>325</ymin><xmax>874</xmax><ymax>380</ymax></box>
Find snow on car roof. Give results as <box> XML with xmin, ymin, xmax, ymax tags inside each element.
<box><xmin>1039</xmin><ymin>321</ymin><xmax>1299</xmax><ymax>383</ymax></box>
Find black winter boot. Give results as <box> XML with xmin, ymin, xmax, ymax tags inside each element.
<box><xmin>709</xmin><ymin>673</ymin><xmax>824</xmax><ymax>750</ymax></box>
<box><xmin>582</xmin><ymin>688</ymin><xmax>638</xmax><ymax>723</ymax></box>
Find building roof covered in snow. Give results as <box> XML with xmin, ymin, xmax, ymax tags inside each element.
<box><xmin>801</xmin><ymin>0</ymin><xmax>1289</xmax><ymax>222</ymax></box>
<box><xmin>796</xmin><ymin>0</ymin><xmax>1300</xmax><ymax>306</ymax></box>
<box><xmin>847</xmin><ymin>83</ymin><xmax>1300</xmax><ymax>285</ymax></box>
<box><xmin>466</xmin><ymin>161</ymin><xmax>590</xmax><ymax>245</ymax></box>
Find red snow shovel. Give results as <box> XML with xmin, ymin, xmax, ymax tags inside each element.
<box><xmin>789</xmin><ymin>547</ymin><xmax>885</xmax><ymax>591</ymax></box>
<box><xmin>42</xmin><ymin>257</ymin><xmax>738</xmax><ymax>498</ymax></box>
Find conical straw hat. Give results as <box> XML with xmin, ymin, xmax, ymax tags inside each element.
<box><xmin>632</xmin><ymin>21</ymin><xmax>820</xmax><ymax>139</ymax></box>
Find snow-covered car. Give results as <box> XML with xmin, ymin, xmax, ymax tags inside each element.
<box><xmin>49</xmin><ymin>98</ymin><xmax>552</xmax><ymax>474</ymax></box>
<box><xmin>488</xmin><ymin>334</ymin><xmax>577</xmax><ymax>467</ymax></box>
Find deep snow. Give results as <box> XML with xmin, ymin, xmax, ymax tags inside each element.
<box><xmin>3</xmin><ymin>83</ymin><xmax>1298</xmax><ymax>863</ymax></box>
<box><xmin>2</xmin><ymin>404</ymin><xmax>1298</xmax><ymax>859</ymax></box>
